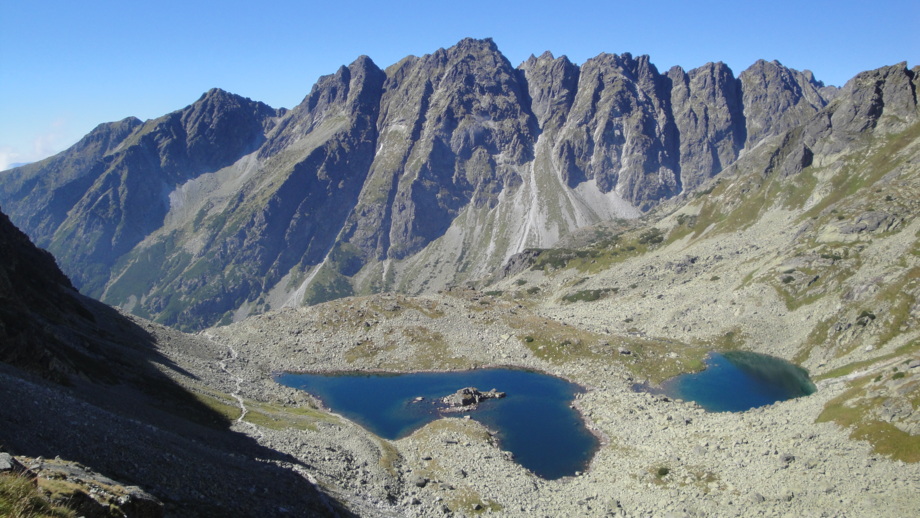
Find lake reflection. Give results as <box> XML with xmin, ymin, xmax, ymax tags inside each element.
<box><xmin>275</xmin><ymin>368</ymin><xmax>599</xmax><ymax>479</ymax></box>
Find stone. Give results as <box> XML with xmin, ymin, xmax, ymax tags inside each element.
<box><xmin>0</xmin><ymin>453</ymin><xmax>32</xmax><ymax>477</ymax></box>
<box><xmin>117</xmin><ymin>487</ymin><xmax>164</xmax><ymax>518</ymax></box>
<box><xmin>440</xmin><ymin>387</ymin><xmax>506</xmax><ymax>411</ymax></box>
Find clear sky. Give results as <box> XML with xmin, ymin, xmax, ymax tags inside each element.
<box><xmin>1</xmin><ymin>0</ymin><xmax>916</xmax><ymax>170</ymax></box>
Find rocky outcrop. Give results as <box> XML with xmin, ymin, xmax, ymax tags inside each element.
<box><xmin>1</xmin><ymin>454</ymin><xmax>165</xmax><ymax>518</ymax></box>
<box><xmin>440</xmin><ymin>387</ymin><xmax>506</xmax><ymax>411</ymax></box>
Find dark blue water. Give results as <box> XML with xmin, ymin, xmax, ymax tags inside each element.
<box><xmin>649</xmin><ymin>351</ymin><xmax>816</xmax><ymax>412</ymax></box>
<box><xmin>275</xmin><ymin>368</ymin><xmax>599</xmax><ymax>479</ymax></box>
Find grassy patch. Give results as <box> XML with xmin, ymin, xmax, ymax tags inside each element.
<box><xmin>345</xmin><ymin>338</ymin><xmax>397</xmax><ymax>363</ymax></box>
<box><xmin>189</xmin><ymin>390</ymin><xmax>243</xmax><ymax>422</ymax></box>
<box><xmin>376</xmin><ymin>440</ymin><xmax>401</xmax><ymax>477</ymax></box>
<box><xmin>560</xmin><ymin>288</ymin><xmax>618</xmax><ymax>304</ymax></box>
<box><xmin>445</xmin><ymin>487</ymin><xmax>503</xmax><ymax>515</ymax></box>
<box><xmin>817</xmin><ymin>375</ymin><xmax>920</xmax><ymax>463</ymax></box>
<box><xmin>1</xmin><ymin>473</ymin><xmax>76</xmax><ymax>518</ymax></box>
<box><xmin>366</xmin><ymin>325</ymin><xmax>469</xmax><ymax>370</ymax></box>
<box><xmin>813</xmin><ymin>339</ymin><xmax>920</xmax><ymax>381</ymax></box>
<box><xmin>504</xmin><ymin>313</ymin><xmax>605</xmax><ymax>364</ymax></box>
<box><xmin>804</xmin><ymin>122</ymin><xmax>920</xmax><ymax>219</ymax></box>
<box><xmin>625</xmin><ymin>339</ymin><xmax>711</xmax><ymax>384</ymax></box>
<box><xmin>243</xmin><ymin>400</ymin><xmax>336</xmax><ymax>431</ymax></box>
<box><xmin>303</xmin><ymin>264</ymin><xmax>354</xmax><ymax>305</ymax></box>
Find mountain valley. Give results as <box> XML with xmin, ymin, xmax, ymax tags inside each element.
<box><xmin>1</xmin><ymin>39</ymin><xmax>919</xmax><ymax>516</ymax></box>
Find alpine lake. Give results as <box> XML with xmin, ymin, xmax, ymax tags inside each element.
<box><xmin>275</xmin><ymin>368</ymin><xmax>599</xmax><ymax>480</ymax></box>
<box><xmin>639</xmin><ymin>350</ymin><xmax>817</xmax><ymax>412</ymax></box>
<box><xmin>276</xmin><ymin>352</ymin><xmax>816</xmax><ymax>479</ymax></box>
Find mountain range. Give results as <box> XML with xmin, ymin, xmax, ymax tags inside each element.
<box><xmin>2</xmin><ymin>37</ymin><xmax>893</xmax><ymax>331</ymax></box>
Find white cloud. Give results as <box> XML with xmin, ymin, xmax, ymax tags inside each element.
<box><xmin>0</xmin><ymin>118</ymin><xmax>72</xmax><ymax>171</ymax></box>
<box><xmin>0</xmin><ymin>146</ymin><xmax>23</xmax><ymax>171</ymax></box>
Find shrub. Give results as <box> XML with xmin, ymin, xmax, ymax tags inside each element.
<box><xmin>638</xmin><ymin>228</ymin><xmax>664</xmax><ymax>245</ymax></box>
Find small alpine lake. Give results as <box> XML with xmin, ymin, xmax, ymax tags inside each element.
<box><xmin>639</xmin><ymin>351</ymin><xmax>817</xmax><ymax>412</ymax></box>
<box><xmin>275</xmin><ymin>368</ymin><xmax>599</xmax><ymax>480</ymax></box>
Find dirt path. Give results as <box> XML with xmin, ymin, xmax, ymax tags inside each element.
<box><xmin>208</xmin><ymin>333</ymin><xmax>265</xmax><ymax>440</ymax></box>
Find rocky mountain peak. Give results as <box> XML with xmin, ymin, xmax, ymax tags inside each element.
<box><xmin>740</xmin><ymin>59</ymin><xmax>832</xmax><ymax>147</ymax></box>
<box><xmin>519</xmin><ymin>50</ymin><xmax>579</xmax><ymax>129</ymax></box>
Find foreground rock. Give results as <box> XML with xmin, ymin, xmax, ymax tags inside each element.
<box><xmin>1</xmin><ymin>453</ymin><xmax>164</xmax><ymax>518</ymax></box>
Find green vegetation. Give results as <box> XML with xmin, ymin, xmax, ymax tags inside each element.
<box><xmin>818</xmin><ymin>374</ymin><xmax>920</xmax><ymax>463</ymax></box>
<box><xmin>376</xmin><ymin>439</ymin><xmax>402</xmax><ymax>477</ymax></box>
<box><xmin>303</xmin><ymin>263</ymin><xmax>355</xmax><ymax>305</ymax></box>
<box><xmin>804</xmin><ymin>122</ymin><xmax>920</xmax><ymax>220</ymax></box>
<box><xmin>561</xmin><ymin>288</ymin><xmax>617</xmax><ymax>303</ymax></box>
<box><xmin>527</xmin><ymin>226</ymin><xmax>668</xmax><ymax>277</ymax></box>
<box><xmin>1</xmin><ymin>473</ymin><xmax>76</xmax><ymax>518</ymax></box>
<box><xmin>244</xmin><ymin>400</ymin><xmax>336</xmax><ymax>431</ymax></box>
<box><xmin>637</xmin><ymin>228</ymin><xmax>663</xmax><ymax>245</ymax></box>
<box><xmin>813</xmin><ymin>340</ymin><xmax>919</xmax><ymax>381</ymax></box>
<box><xmin>188</xmin><ymin>390</ymin><xmax>242</xmax><ymax>423</ymax></box>
<box><xmin>346</xmin><ymin>321</ymin><xmax>467</xmax><ymax>369</ymax></box>
<box><xmin>503</xmin><ymin>310</ymin><xmax>710</xmax><ymax>383</ymax></box>
<box><xmin>345</xmin><ymin>338</ymin><xmax>398</xmax><ymax>363</ymax></box>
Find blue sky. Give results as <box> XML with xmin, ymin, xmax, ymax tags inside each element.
<box><xmin>1</xmin><ymin>0</ymin><xmax>916</xmax><ymax>170</ymax></box>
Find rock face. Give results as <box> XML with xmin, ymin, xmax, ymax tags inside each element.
<box><xmin>667</xmin><ymin>62</ymin><xmax>746</xmax><ymax>191</ymax></box>
<box><xmin>441</xmin><ymin>387</ymin><xmax>506</xmax><ymax>411</ymax></box>
<box><xmin>3</xmin><ymin>38</ymin><xmax>915</xmax><ymax>331</ymax></box>
<box><xmin>0</xmin><ymin>207</ymin><xmax>95</xmax><ymax>381</ymax></box>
